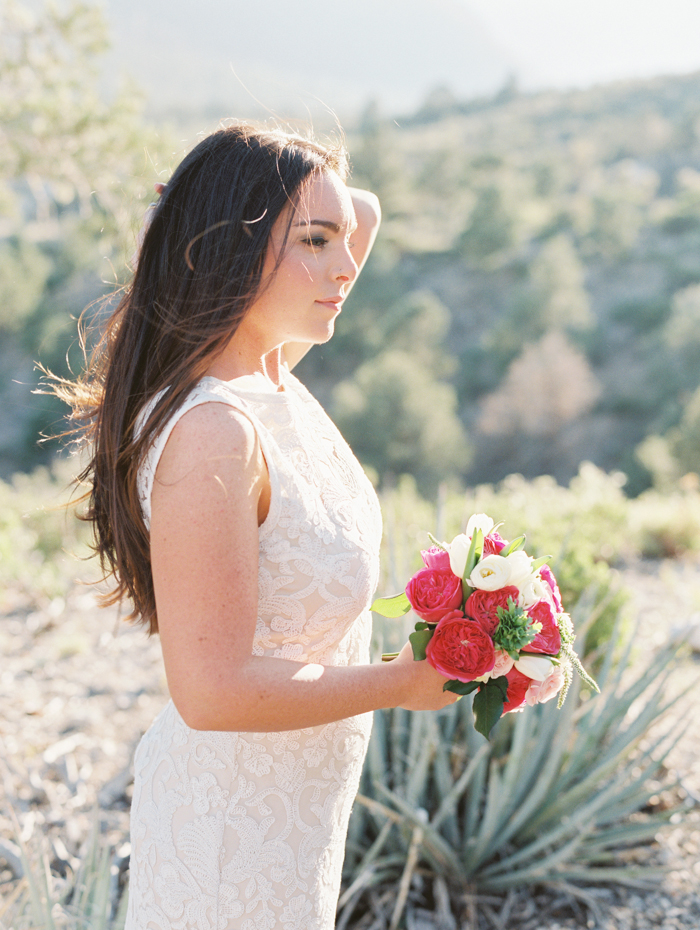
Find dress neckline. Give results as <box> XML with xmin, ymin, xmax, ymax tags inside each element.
<box><xmin>201</xmin><ymin>367</ymin><xmax>293</xmax><ymax>399</ymax></box>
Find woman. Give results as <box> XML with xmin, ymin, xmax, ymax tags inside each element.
<box><xmin>62</xmin><ymin>123</ymin><xmax>456</xmax><ymax>930</ymax></box>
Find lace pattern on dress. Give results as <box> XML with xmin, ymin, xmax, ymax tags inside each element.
<box><xmin>125</xmin><ymin>369</ymin><xmax>382</xmax><ymax>930</ymax></box>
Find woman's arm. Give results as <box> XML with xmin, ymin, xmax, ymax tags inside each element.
<box><xmin>283</xmin><ymin>187</ymin><xmax>381</xmax><ymax>372</ymax></box>
<box><xmin>150</xmin><ymin>401</ymin><xmax>454</xmax><ymax>732</ymax></box>
<box><xmin>346</xmin><ymin>187</ymin><xmax>382</xmax><ymax>278</ymax></box>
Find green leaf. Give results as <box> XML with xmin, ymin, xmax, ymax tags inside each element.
<box><xmin>414</xmin><ymin>621</ymin><xmax>431</xmax><ymax>631</ymax></box>
<box><xmin>531</xmin><ymin>555</ymin><xmax>553</xmax><ymax>571</ymax></box>
<box><xmin>463</xmin><ymin>529</ymin><xmax>484</xmax><ymax>583</ymax></box>
<box><xmin>473</xmin><ymin>683</ymin><xmax>505</xmax><ymax>739</ymax></box>
<box><xmin>502</xmin><ymin>534</ymin><xmax>526</xmax><ymax>555</ymax></box>
<box><xmin>427</xmin><ymin>533</ymin><xmax>447</xmax><ymax>551</ymax></box>
<box><xmin>493</xmin><ymin>600</ymin><xmax>538</xmax><ymax>654</ymax></box>
<box><xmin>409</xmin><ymin>628</ymin><xmax>433</xmax><ymax>660</ymax></box>
<box><xmin>443</xmin><ymin>679</ymin><xmax>480</xmax><ymax>696</ymax></box>
<box><xmin>489</xmin><ymin>675</ymin><xmax>509</xmax><ymax>700</ymax></box>
<box><xmin>371</xmin><ymin>592</ymin><xmax>411</xmax><ymax>617</ymax></box>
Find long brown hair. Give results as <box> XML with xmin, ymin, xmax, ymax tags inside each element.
<box><xmin>53</xmin><ymin>123</ymin><xmax>348</xmax><ymax>634</ymax></box>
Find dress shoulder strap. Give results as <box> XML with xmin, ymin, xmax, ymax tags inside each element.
<box><xmin>136</xmin><ymin>381</ymin><xmax>276</xmax><ymax>530</ymax></box>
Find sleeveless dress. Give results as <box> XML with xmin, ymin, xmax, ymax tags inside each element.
<box><xmin>125</xmin><ymin>368</ymin><xmax>383</xmax><ymax>930</ymax></box>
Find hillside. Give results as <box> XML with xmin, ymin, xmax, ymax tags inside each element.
<box><xmin>295</xmin><ymin>71</ymin><xmax>700</xmax><ymax>491</ymax></box>
<box><xmin>4</xmin><ymin>4</ymin><xmax>700</xmax><ymax>493</ymax></box>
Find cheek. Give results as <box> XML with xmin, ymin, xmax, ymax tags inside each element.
<box><xmin>287</xmin><ymin>257</ymin><xmax>316</xmax><ymax>288</ymax></box>
<box><xmin>265</xmin><ymin>260</ymin><xmax>312</xmax><ymax>307</ymax></box>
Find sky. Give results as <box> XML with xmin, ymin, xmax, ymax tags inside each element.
<box><xmin>103</xmin><ymin>0</ymin><xmax>700</xmax><ymax>120</ymax></box>
<box><xmin>465</xmin><ymin>0</ymin><xmax>700</xmax><ymax>90</ymax></box>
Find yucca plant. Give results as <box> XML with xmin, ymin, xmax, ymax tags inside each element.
<box><xmin>339</xmin><ymin>593</ymin><xmax>691</xmax><ymax>929</ymax></box>
<box><xmin>0</xmin><ymin>815</ymin><xmax>129</xmax><ymax>930</ymax></box>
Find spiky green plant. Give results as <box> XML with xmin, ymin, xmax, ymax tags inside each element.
<box><xmin>0</xmin><ymin>815</ymin><xmax>128</xmax><ymax>930</ymax></box>
<box><xmin>340</xmin><ymin>594</ymin><xmax>691</xmax><ymax>929</ymax></box>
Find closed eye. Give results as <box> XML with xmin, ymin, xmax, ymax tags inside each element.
<box><xmin>303</xmin><ymin>236</ymin><xmax>328</xmax><ymax>249</ymax></box>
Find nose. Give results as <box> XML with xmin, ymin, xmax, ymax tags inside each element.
<box><xmin>335</xmin><ymin>244</ymin><xmax>358</xmax><ymax>284</ymax></box>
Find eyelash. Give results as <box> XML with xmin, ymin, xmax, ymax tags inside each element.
<box><xmin>301</xmin><ymin>236</ymin><xmax>356</xmax><ymax>250</ymax></box>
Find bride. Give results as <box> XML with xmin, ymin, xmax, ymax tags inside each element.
<box><xmin>60</xmin><ymin>123</ymin><xmax>456</xmax><ymax>929</ymax></box>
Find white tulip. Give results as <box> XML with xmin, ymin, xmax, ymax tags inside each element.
<box><xmin>505</xmin><ymin>550</ymin><xmax>535</xmax><ymax>589</ymax></box>
<box><xmin>514</xmin><ymin>654</ymin><xmax>556</xmax><ymax>681</ymax></box>
<box><xmin>469</xmin><ymin>554</ymin><xmax>511</xmax><ymax>591</ymax></box>
<box><xmin>520</xmin><ymin>577</ymin><xmax>548</xmax><ymax>608</ymax></box>
<box><xmin>465</xmin><ymin>513</ymin><xmax>495</xmax><ymax>538</ymax></box>
<box><xmin>448</xmin><ymin>534</ymin><xmax>471</xmax><ymax>578</ymax></box>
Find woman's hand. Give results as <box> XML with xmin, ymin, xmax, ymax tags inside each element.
<box><xmin>390</xmin><ymin>641</ymin><xmax>460</xmax><ymax>711</ymax></box>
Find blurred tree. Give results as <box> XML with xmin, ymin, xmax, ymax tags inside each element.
<box><xmin>457</xmin><ymin>185</ymin><xmax>514</xmax><ymax>262</ymax></box>
<box><xmin>635</xmin><ymin>433</ymin><xmax>681</xmax><ymax>492</ymax></box>
<box><xmin>0</xmin><ymin>0</ymin><xmax>156</xmax><ymax>226</ymax></box>
<box><xmin>669</xmin><ymin>384</ymin><xmax>700</xmax><ymax>477</ymax></box>
<box><xmin>609</xmin><ymin>296</ymin><xmax>671</xmax><ymax>335</ymax></box>
<box><xmin>478</xmin><ymin>331</ymin><xmax>600</xmax><ymax>439</ymax></box>
<box><xmin>585</xmin><ymin>160</ymin><xmax>658</xmax><ymax>259</ymax></box>
<box><xmin>529</xmin><ymin>233</ymin><xmax>593</xmax><ymax>332</ymax></box>
<box><xmin>332</xmin><ymin>349</ymin><xmax>469</xmax><ymax>493</ymax></box>
<box><xmin>378</xmin><ymin>290</ymin><xmax>453</xmax><ymax>373</ymax></box>
<box><xmin>664</xmin><ymin>283</ymin><xmax>700</xmax><ymax>367</ymax></box>
<box><xmin>0</xmin><ymin>0</ymin><xmax>166</xmax><ymax>471</ymax></box>
<box><xmin>0</xmin><ymin>239</ymin><xmax>52</xmax><ymax>331</ymax></box>
<box><xmin>471</xmin><ymin>331</ymin><xmax>601</xmax><ymax>481</ymax></box>
<box><xmin>349</xmin><ymin>104</ymin><xmax>406</xmax><ymax>217</ymax></box>
<box><xmin>660</xmin><ymin>166</ymin><xmax>700</xmax><ymax>234</ymax></box>
<box><xmin>415</xmin><ymin>84</ymin><xmax>459</xmax><ymax>121</ymax></box>
<box><xmin>299</xmin><ymin>287</ymin><xmax>455</xmax><ymax>404</ymax></box>
<box><xmin>416</xmin><ymin>146</ymin><xmax>471</xmax><ymax>197</ymax></box>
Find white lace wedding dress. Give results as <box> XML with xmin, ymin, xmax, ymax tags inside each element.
<box><xmin>125</xmin><ymin>369</ymin><xmax>382</xmax><ymax>930</ymax></box>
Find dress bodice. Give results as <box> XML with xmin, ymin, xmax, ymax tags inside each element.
<box><xmin>137</xmin><ymin>367</ymin><xmax>383</xmax><ymax>667</ymax></box>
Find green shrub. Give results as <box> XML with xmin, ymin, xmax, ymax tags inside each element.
<box><xmin>0</xmin><ymin>458</ymin><xmax>92</xmax><ymax>602</ymax></box>
<box><xmin>1</xmin><ymin>816</ymin><xmax>128</xmax><ymax>930</ymax></box>
<box><xmin>341</xmin><ymin>611</ymin><xmax>689</xmax><ymax>929</ymax></box>
<box><xmin>628</xmin><ymin>487</ymin><xmax>700</xmax><ymax>557</ymax></box>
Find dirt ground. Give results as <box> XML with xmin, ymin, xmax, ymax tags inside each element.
<box><xmin>0</xmin><ymin>558</ymin><xmax>699</xmax><ymax>929</ymax></box>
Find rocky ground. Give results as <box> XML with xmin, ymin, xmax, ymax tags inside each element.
<box><xmin>0</xmin><ymin>559</ymin><xmax>699</xmax><ymax>929</ymax></box>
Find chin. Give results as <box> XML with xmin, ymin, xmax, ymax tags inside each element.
<box><xmin>308</xmin><ymin>322</ymin><xmax>336</xmax><ymax>345</ymax></box>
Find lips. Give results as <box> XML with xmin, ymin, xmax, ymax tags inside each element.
<box><xmin>315</xmin><ymin>296</ymin><xmax>343</xmax><ymax>309</ymax></box>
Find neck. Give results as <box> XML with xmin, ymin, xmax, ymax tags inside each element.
<box><xmin>204</xmin><ymin>341</ymin><xmax>285</xmax><ymax>387</ymax></box>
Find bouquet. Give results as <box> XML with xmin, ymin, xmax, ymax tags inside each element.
<box><xmin>372</xmin><ymin>514</ymin><xmax>598</xmax><ymax>738</ymax></box>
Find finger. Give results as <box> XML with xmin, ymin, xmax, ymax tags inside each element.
<box><xmin>154</xmin><ymin>182</ymin><xmax>166</xmax><ymax>196</ymax></box>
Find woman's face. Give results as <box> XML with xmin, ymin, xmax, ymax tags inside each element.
<box><xmin>240</xmin><ymin>170</ymin><xmax>359</xmax><ymax>350</ymax></box>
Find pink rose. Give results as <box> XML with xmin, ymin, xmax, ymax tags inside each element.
<box><xmin>502</xmin><ymin>667</ymin><xmax>532</xmax><ymax>714</ymax></box>
<box><xmin>525</xmin><ymin>666</ymin><xmax>565</xmax><ymax>706</ymax></box>
<box><xmin>491</xmin><ymin>648</ymin><xmax>515</xmax><ymax>678</ymax></box>
<box><xmin>524</xmin><ymin>600</ymin><xmax>561</xmax><ymax>655</ymax></box>
<box><xmin>483</xmin><ymin>531</ymin><xmax>507</xmax><ymax>555</ymax></box>
<box><xmin>465</xmin><ymin>585</ymin><xmax>520</xmax><ymax>636</ymax></box>
<box><xmin>539</xmin><ymin>564</ymin><xmax>562</xmax><ymax>611</ymax></box>
<box><xmin>426</xmin><ymin>614</ymin><xmax>496</xmax><ymax>682</ymax></box>
<box><xmin>420</xmin><ymin>546</ymin><xmax>452</xmax><ymax>572</ymax></box>
<box><xmin>405</xmin><ymin>567</ymin><xmax>463</xmax><ymax>622</ymax></box>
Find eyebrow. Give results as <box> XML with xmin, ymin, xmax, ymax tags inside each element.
<box><xmin>293</xmin><ymin>219</ymin><xmax>358</xmax><ymax>233</ymax></box>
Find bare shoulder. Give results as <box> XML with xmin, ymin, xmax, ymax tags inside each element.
<box><xmin>155</xmin><ymin>401</ymin><xmax>262</xmax><ymax>487</ymax></box>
